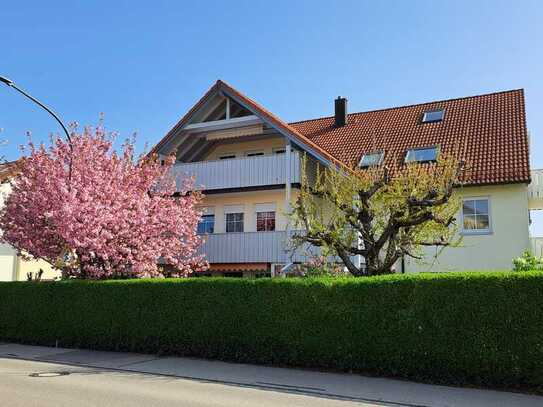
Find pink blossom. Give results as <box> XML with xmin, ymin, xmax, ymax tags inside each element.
<box><xmin>0</xmin><ymin>125</ymin><xmax>207</xmax><ymax>279</ymax></box>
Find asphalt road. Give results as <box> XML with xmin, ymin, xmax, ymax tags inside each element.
<box><xmin>0</xmin><ymin>358</ymin><xmax>376</xmax><ymax>407</ymax></box>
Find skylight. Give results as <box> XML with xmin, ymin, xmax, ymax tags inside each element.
<box><xmin>421</xmin><ymin>109</ymin><xmax>444</xmax><ymax>123</ymax></box>
<box><xmin>359</xmin><ymin>151</ymin><xmax>384</xmax><ymax>168</ymax></box>
<box><xmin>405</xmin><ymin>147</ymin><xmax>438</xmax><ymax>163</ymax></box>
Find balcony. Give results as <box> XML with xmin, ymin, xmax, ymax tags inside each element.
<box><xmin>172</xmin><ymin>151</ymin><xmax>301</xmax><ymax>192</ymax></box>
<box><xmin>529</xmin><ymin>169</ymin><xmax>543</xmax><ymax>210</ymax></box>
<box><xmin>197</xmin><ymin>231</ymin><xmax>320</xmax><ymax>264</ymax></box>
<box><xmin>532</xmin><ymin>237</ymin><xmax>543</xmax><ymax>257</ymax></box>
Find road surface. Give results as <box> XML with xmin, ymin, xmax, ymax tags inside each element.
<box><xmin>1</xmin><ymin>343</ymin><xmax>542</xmax><ymax>407</ymax></box>
<box><xmin>0</xmin><ymin>358</ymin><xmax>376</xmax><ymax>407</ymax></box>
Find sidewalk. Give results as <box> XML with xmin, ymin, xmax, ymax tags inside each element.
<box><xmin>0</xmin><ymin>342</ymin><xmax>541</xmax><ymax>407</ymax></box>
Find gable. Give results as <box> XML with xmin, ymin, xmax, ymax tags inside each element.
<box><xmin>187</xmin><ymin>93</ymin><xmax>254</xmax><ymax>124</ymax></box>
<box><xmin>151</xmin><ymin>80</ymin><xmax>343</xmax><ymax>168</ymax></box>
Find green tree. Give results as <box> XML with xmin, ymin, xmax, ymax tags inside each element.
<box><xmin>290</xmin><ymin>156</ymin><xmax>464</xmax><ymax>276</ymax></box>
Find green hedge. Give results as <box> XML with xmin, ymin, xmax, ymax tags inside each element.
<box><xmin>1</xmin><ymin>272</ymin><xmax>542</xmax><ymax>391</ymax></box>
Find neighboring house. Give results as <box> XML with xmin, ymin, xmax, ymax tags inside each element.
<box><xmin>0</xmin><ymin>161</ymin><xmax>59</xmax><ymax>281</ymax></box>
<box><xmin>151</xmin><ymin>80</ymin><xmax>542</xmax><ymax>276</ymax></box>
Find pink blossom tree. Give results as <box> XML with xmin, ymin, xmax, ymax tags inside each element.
<box><xmin>0</xmin><ymin>125</ymin><xmax>207</xmax><ymax>279</ymax></box>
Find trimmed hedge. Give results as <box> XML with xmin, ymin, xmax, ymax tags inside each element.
<box><xmin>1</xmin><ymin>272</ymin><xmax>543</xmax><ymax>391</ymax></box>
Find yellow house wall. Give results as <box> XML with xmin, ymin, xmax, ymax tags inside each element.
<box><xmin>199</xmin><ymin>182</ymin><xmax>530</xmax><ymax>272</ymax></box>
<box><xmin>201</xmin><ymin>189</ymin><xmax>298</xmax><ymax>233</ymax></box>
<box><xmin>0</xmin><ymin>182</ymin><xmax>60</xmax><ymax>281</ymax></box>
<box><xmin>203</xmin><ymin>136</ymin><xmax>286</xmax><ymax>161</ymax></box>
<box><xmin>405</xmin><ymin>183</ymin><xmax>530</xmax><ymax>272</ymax></box>
<box><xmin>16</xmin><ymin>257</ymin><xmax>60</xmax><ymax>281</ymax></box>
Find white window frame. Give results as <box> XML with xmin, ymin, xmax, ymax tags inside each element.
<box><xmin>256</xmin><ymin>211</ymin><xmax>276</xmax><ymax>232</ymax></box>
<box><xmin>197</xmin><ymin>214</ymin><xmax>215</xmax><ymax>234</ymax></box>
<box><xmin>197</xmin><ymin>207</ymin><xmax>215</xmax><ymax>234</ymax></box>
<box><xmin>224</xmin><ymin>205</ymin><xmax>244</xmax><ymax>233</ymax></box>
<box><xmin>422</xmin><ymin>109</ymin><xmax>445</xmax><ymax>123</ymax></box>
<box><xmin>255</xmin><ymin>203</ymin><xmax>277</xmax><ymax>232</ymax></box>
<box><xmin>405</xmin><ymin>146</ymin><xmax>439</xmax><ymax>163</ymax></box>
<box><xmin>461</xmin><ymin>196</ymin><xmax>492</xmax><ymax>235</ymax></box>
<box><xmin>358</xmin><ymin>151</ymin><xmax>384</xmax><ymax>168</ymax></box>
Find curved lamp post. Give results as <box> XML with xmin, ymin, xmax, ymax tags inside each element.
<box><xmin>1</xmin><ymin>75</ymin><xmax>74</xmax><ymax>187</ymax></box>
<box><xmin>0</xmin><ymin>75</ymin><xmax>72</xmax><ymax>145</ymax></box>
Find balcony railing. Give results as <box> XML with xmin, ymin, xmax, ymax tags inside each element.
<box><xmin>172</xmin><ymin>151</ymin><xmax>301</xmax><ymax>192</ymax></box>
<box><xmin>531</xmin><ymin>237</ymin><xmax>543</xmax><ymax>258</ymax></box>
<box><xmin>197</xmin><ymin>231</ymin><xmax>321</xmax><ymax>264</ymax></box>
<box><xmin>529</xmin><ymin>169</ymin><xmax>543</xmax><ymax>210</ymax></box>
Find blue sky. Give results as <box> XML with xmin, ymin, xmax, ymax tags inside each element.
<box><xmin>1</xmin><ymin>0</ymin><xmax>542</xmax><ymax>234</ymax></box>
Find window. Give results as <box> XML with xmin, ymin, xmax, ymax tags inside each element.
<box><xmin>405</xmin><ymin>147</ymin><xmax>439</xmax><ymax>163</ymax></box>
<box><xmin>257</xmin><ymin>211</ymin><xmax>276</xmax><ymax>231</ymax></box>
<box><xmin>422</xmin><ymin>109</ymin><xmax>445</xmax><ymax>123</ymax></box>
<box><xmin>359</xmin><ymin>151</ymin><xmax>384</xmax><ymax>168</ymax></box>
<box><xmin>273</xmin><ymin>147</ymin><xmax>295</xmax><ymax>154</ymax></box>
<box><xmin>246</xmin><ymin>150</ymin><xmax>264</xmax><ymax>157</ymax></box>
<box><xmin>219</xmin><ymin>154</ymin><xmax>236</xmax><ymax>160</ymax></box>
<box><xmin>462</xmin><ymin>198</ymin><xmax>491</xmax><ymax>234</ymax></box>
<box><xmin>226</xmin><ymin>213</ymin><xmax>244</xmax><ymax>233</ymax></box>
<box><xmin>197</xmin><ymin>214</ymin><xmax>215</xmax><ymax>234</ymax></box>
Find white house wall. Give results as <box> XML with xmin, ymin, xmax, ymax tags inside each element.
<box><xmin>0</xmin><ymin>243</ymin><xmax>17</xmax><ymax>281</ymax></box>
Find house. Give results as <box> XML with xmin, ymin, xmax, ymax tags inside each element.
<box><xmin>151</xmin><ymin>80</ymin><xmax>542</xmax><ymax>276</ymax></box>
<box><xmin>0</xmin><ymin>161</ymin><xmax>60</xmax><ymax>281</ymax></box>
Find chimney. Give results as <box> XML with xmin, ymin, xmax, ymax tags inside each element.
<box><xmin>334</xmin><ymin>96</ymin><xmax>348</xmax><ymax>127</ymax></box>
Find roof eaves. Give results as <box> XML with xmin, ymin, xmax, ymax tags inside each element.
<box><xmin>149</xmin><ymin>80</ymin><xmax>222</xmax><ymax>156</ymax></box>
<box><xmin>216</xmin><ymin>80</ymin><xmax>352</xmax><ymax>172</ymax></box>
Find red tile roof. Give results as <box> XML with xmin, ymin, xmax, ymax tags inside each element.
<box><xmin>153</xmin><ymin>82</ymin><xmax>530</xmax><ymax>186</ymax></box>
<box><xmin>290</xmin><ymin>89</ymin><xmax>530</xmax><ymax>185</ymax></box>
<box><xmin>0</xmin><ymin>160</ymin><xmax>21</xmax><ymax>183</ymax></box>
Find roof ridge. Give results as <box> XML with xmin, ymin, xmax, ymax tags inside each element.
<box><xmin>289</xmin><ymin>88</ymin><xmax>524</xmax><ymax>125</ymax></box>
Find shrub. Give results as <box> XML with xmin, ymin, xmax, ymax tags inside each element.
<box><xmin>0</xmin><ymin>272</ymin><xmax>542</xmax><ymax>392</ymax></box>
<box><xmin>297</xmin><ymin>256</ymin><xmax>349</xmax><ymax>277</ymax></box>
<box><xmin>513</xmin><ymin>250</ymin><xmax>543</xmax><ymax>272</ymax></box>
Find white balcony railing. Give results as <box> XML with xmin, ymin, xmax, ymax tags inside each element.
<box><xmin>529</xmin><ymin>169</ymin><xmax>543</xmax><ymax>210</ymax></box>
<box><xmin>197</xmin><ymin>231</ymin><xmax>321</xmax><ymax>264</ymax></box>
<box><xmin>531</xmin><ymin>237</ymin><xmax>543</xmax><ymax>258</ymax></box>
<box><xmin>172</xmin><ymin>151</ymin><xmax>301</xmax><ymax>192</ymax></box>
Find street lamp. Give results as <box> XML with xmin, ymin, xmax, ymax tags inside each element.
<box><xmin>1</xmin><ymin>75</ymin><xmax>74</xmax><ymax>186</ymax></box>
<box><xmin>0</xmin><ymin>75</ymin><xmax>72</xmax><ymax>145</ymax></box>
